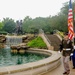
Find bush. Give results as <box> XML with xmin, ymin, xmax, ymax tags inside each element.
<box><xmin>56</xmin><ymin>31</ymin><xmax>64</xmax><ymax>38</ymax></box>
<box><xmin>0</xmin><ymin>31</ymin><xmax>8</xmax><ymax>35</ymax></box>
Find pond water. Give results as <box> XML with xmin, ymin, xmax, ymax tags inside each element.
<box><xmin>0</xmin><ymin>47</ymin><xmax>49</xmax><ymax>67</ymax></box>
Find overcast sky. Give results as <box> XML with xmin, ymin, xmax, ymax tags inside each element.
<box><xmin>0</xmin><ymin>0</ymin><xmax>71</xmax><ymax>21</ymax></box>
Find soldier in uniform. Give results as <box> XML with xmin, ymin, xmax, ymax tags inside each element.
<box><xmin>61</xmin><ymin>34</ymin><xmax>73</xmax><ymax>74</ymax></box>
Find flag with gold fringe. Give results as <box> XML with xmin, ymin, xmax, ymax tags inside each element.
<box><xmin>68</xmin><ymin>0</ymin><xmax>74</xmax><ymax>40</ymax></box>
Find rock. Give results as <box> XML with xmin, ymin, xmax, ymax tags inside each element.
<box><xmin>0</xmin><ymin>35</ymin><xmax>6</xmax><ymax>43</ymax></box>
<box><xmin>10</xmin><ymin>44</ymin><xmax>30</xmax><ymax>53</ymax></box>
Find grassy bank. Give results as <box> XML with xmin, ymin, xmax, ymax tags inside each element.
<box><xmin>27</xmin><ymin>36</ymin><xmax>47</xmax><ymax>49</ymax></box>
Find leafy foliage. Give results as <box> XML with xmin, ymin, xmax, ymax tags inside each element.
<box><xmin>1</xmin><ymin>1</ymin><xmax>75</xmax><ymax>34</ymax></box>
<box><xmin>56</xmin><ymin>30</ymin><xmax>64</xmax><ymax>38</ymax></box>
<box><xmin>2</xmin><ymin>18</ymin><xmax>16</xmax><ymax>33</ymax></box>
<box><xmin>0</xmin><ymin>31</ymin><xmax>7</xmax><ymax>35</ymax></box>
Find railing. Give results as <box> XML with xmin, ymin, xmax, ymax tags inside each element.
<box><xmin>39</xmin><ymin>29</ymin><xmax>53</xmax><ymax>50</ymax></box>
<box><xmin>39</xmin><ymin>29</ymin><xmax>51</xmax><ymax>45</ymax></box>
<box><xmin>44</xmin><ymin>33</ymin><xmax>51</xmax><ymax>45</ymax></box>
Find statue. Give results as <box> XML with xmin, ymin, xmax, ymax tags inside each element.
<box><xmin>15</xmin><ymin>20</ymin><xmax>23</xmax><ymax>35</ymax></box>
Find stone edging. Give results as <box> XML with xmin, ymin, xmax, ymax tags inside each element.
<box><xmin>39</xmin><ymin>33</ymin><xmax>54</xmax><ymax>50</ymax></box>
<box><xmin>0</xmin><ymin>48</ymin><xmax>61</xmax><ymax>75</ymax></box>
<box><xmin>54</xmin><ymin>34</ymin><xmax>62</xmax><ymax>41</ymax></box>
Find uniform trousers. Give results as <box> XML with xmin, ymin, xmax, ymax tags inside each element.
<box><xmin>63</xmin><ymin>56</ymin><xmax>70</xmax><ymax>72</ymax></box>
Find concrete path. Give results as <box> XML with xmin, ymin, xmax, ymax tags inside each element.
<box><xmin>44</xmin><ymin>34</ymin><xmax>75</xmax><ymax>75</ymax></box>
<box><xmin>42</xmin><ymin>55</ymin><xmax>75</xmax><ymax>75</ymax></box>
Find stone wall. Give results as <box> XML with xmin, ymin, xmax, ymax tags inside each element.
<box><xmin>39</xmin><ymin>33</ymin><xmax>54</xmax><ymax>50</ymax></box>
<box><xmin>0</xmin><ymin>49</ymin><xmax>61</xmax><ymax>75</ymax></box>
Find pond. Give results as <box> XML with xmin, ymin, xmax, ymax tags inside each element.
<box><xmin>0</xmin><ymin>46</ymin><xmax>49</xmax><ymax>67</ymax></box>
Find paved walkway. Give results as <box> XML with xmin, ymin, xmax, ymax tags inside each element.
<box><xmin>42</xmin><ymin>54</ymin><xmax>75</xmax><ymax>75</ymax></box>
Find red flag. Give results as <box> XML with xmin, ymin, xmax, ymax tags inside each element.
<box><xmin>68</xmin><ymin>0</ymin><xmax>74</xmax><ymax>40</ymax></box>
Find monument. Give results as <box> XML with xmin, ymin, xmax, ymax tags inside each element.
<box><xmin>15</xmin><ymin>20</ymin><xmax>23</xmax><ymax>34</ymax></box>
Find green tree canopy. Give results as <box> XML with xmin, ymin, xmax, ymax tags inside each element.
<box><xmin>2</xmin><ymin>18</ymin><xmax>16</xmax><ymax>33</ymax></box>
<box><xmin>1</xmin><ymin>1</ymin><xmax>75</xmax><ymax>34</ymax></box>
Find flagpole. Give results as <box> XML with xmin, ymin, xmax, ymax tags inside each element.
<box><xmin>73</xmin><ymin>6</ymin><xmax>75</xmax><ymax>46</ymax></box>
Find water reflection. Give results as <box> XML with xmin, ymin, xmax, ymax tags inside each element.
<box><xmin>0</xmin><ymin>47</ymin><xmax>49</xmax><ymax>67</ymax></box>
<box><xmin>17</xmin><ymin>56</ymin><xmax>23</xmax><ymax>64</ymax></box>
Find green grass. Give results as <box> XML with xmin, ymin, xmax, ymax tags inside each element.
<box><xmin>27</xmin><ymin>36</ymin><xmax>47</xmax><ymax>49</ymax></box>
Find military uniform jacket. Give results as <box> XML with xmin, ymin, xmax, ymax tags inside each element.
<box><xmin>61</xmin><ymin>39</ymin><xmax>73</xmax><ymax>56</ymax></box>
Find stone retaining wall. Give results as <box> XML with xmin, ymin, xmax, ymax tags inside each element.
<box><xmin>39</xmin><ymin>33</ymin><xmax>54</xmax><ymax>50</ymax></box>
<box><xmin>54</xmin><ymin>34</ymin><xmax>62</xmax><ymax>41</ymax></box>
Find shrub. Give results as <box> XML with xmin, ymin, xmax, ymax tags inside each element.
<box><xmin>0</xmin><ymin>31</ymin><xmax>8</xmax><ymax>35</ymax></box>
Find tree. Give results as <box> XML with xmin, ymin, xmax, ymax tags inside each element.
<box><xmin>2</xmin><ymin>18</ymin><xmax>16</xmax><ymax>33</ymax></box>
<box><xmin>1</xmin><ymin>1</ymin><xmax>74</xmax><ymax>34</ymax></box>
